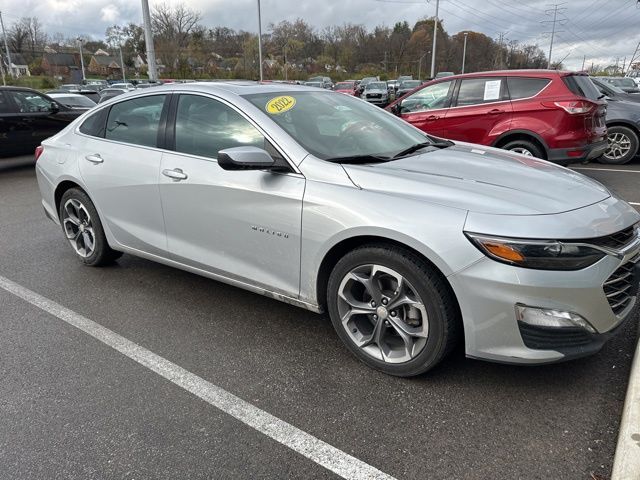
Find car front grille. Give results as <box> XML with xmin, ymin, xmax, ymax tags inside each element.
<box><xmin>603</xmin><ymin>256</ymin><xmax>638</xmax><ymax>316</ymax></box>
<box><xmin>367</xmin><ymin>94</ymin><xmax>381</xmax><ymax>98</ymax></box>
<box><xmin>585</xmin><ymin>225</ymin><xmax>637</xmax><ymax>250</ymax></box>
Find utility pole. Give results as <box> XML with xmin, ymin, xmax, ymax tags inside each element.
<box><xmin>0</xmin><ymin>11</ymin><xmax>13</xmax><ymax>78</ymax></box>
<box><xmin>141</xmin><ymin>0</ymin><xmax>158</xmax><ymax>81</ymax></box>
<box><xmin>461</xmin><ymin>32</ymin><xmax>468</xmax><ymax>74</ymax></box>
<box><xmin>119</xmin><ymin>44</ymin><xmax>126</xmax><ymax>82</ymax></box>
<box><xmin>77</xmin><ymin>38</ymin><xmax>86</xmax><ymax>82</ymax></box>
<box><xmin>542</xmin><ymin>3</ymin><xmax>566</xmax><ymax>69</ymax></box>
<box><xmin>581</xmin><ymin>54</ymin><xmax>586</xmax><ymax>71</ymax></box>
<box><xmin>283</xmin><ymin>43</ymin><xmax>287</xmax><ymax>81</ymax></box>
<box><xmin>0</xmin><ymin>53</ymin><xmax>6</xmax><ymax>86</ymax></box>
<box><xmin>417</xmin><ymin>51</ymin><xmax>429</xmax><ymax>80</ymax></box>
<box><xmin>257</xmin><ymin>0</ymin><xmax>263</xmax><ymax>81</ymax></box>
<box><xmin>430</xmin><ymin>0</ymin><xmax>439</xmax><ymax>78</ymax></box>
<box><xmin>621</xmin><ymin>56</ymin><xmax>627</xmax><ymax>75</ymax></box>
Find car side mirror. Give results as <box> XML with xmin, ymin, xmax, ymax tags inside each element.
<box><xmin>391</xmin><ymin>102</ymin><xmax>401</xmax><ymax>116</ymax></box>
<box><xmin>218</xmin><ymin>146</ymin><xmax>275</xmax><ymax>171</ymax></box>
<box><xmin>50</xmin><ymin>102</ymin><xmax>60</xmax><ymax>113</ymax></box>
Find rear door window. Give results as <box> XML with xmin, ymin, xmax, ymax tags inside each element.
<box><xmin>105</xmin><ymin>95</ymin><xmax>166</xmax><ymax>147</ymax></box>
<box><xmin>562</xmin><ymin>75</ymin><xmax>602</xmax><ymax>101</ymax></box>
<box><xmin>455</xmin><ymin>77</ymin><xmax>506</xmax><ymax>106</ymax></box>
<box><xmin>506</xmin><ymin>77</ymin><xmax>550</xmax><ymax>99</ymax></box>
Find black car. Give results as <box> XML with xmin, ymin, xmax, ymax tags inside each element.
<box><xmin>0</xmin><ymin>87</ymin><xmax>83</xmax><ymax>157</ymax></box>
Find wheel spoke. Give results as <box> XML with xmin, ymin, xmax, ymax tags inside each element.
<box><xmin>387</xmin><ymin>317</ymin><xmax>415</xmax><ymax>359</ymax></box>
<box><xmin>349</xmin><ymin>270</ymin><xmax>382</xmax><ymax>304</ymax></box>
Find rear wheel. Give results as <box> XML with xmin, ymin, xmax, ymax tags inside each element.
<box><xmin>501</xmin><ymin>139</ymin><xmax>545</xmax><ymax>159</ymax></box>
<box><xmin>59</xmin><ymin>188</ymin><xmax>122</xmax><ymax>266</ymax></box>
<box><xmin>326</xmin><ymin>245</ymin><xmax>460</xmax><ymax>377</ymax></box>
<box><xmin>599</xmin><ymin>126</ymin><xmax>639</xmax><ymax>165</ymax></box>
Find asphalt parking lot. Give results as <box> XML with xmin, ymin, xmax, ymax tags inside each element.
<box><xmin>0</xmin><ymin>155</ymin><xmax>639</xmax><ymax>480</ymax></box>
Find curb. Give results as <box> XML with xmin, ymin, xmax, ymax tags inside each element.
<box><xmin>612</xmin><ymin>326</ymin><xmax>640</xmax><ymax>480</ymax></box>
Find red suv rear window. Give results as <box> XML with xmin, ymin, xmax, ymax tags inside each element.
<box><xmin>562</xmin><ymin>75</ymin><xmax>601</xmax><ymax>101</ymax></box>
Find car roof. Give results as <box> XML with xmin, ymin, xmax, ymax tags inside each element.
<box><xmin>0</xmin><ymin>86</ymin><xmax>40</xmax><ymax>93</ymax></box>
<box><xmin>431</xmin><ymin>69</ymin><xmax>582</xmax><ymax>81</ymax></box>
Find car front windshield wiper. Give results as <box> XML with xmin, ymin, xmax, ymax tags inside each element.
<box><xmin>326</xmin><ymin>154</ymin><xmax>391</xmax><ymax>164</ymax></box>
<box><xmin>392</xmin><ymin>139</ymin><xmax>454</xmax><ymax>159</ymax></box>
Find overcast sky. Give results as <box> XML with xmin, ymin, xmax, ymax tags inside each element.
<box><xmin>1</xmin><ymin>0</ymin><xmax>639</xmax><ymax>70</ymax></box>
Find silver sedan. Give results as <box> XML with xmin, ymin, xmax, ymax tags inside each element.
<box><xmin>35</xmin><ymin>82</ymin><xmax>640</xmax><ymax>376</ymax></box>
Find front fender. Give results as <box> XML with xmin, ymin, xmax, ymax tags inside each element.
<box><xmin>299</xmin><ymin>179</ymin><xmax>482</xmax><ymax>305</ymax></box>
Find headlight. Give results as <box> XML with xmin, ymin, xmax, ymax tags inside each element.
<box><xmin>465</xmin><ymin>233</ymin><xmax>606</xmax><ymax>270</ymax></box>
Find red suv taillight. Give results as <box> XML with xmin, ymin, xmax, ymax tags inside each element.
<box><xmin>543</xmin><ymin>100</ymin><xmax>595</xmax><ymax>114</ymax></box>
<box><xmin>35</xmin><ymin>145</ymin><xmax>44</xmax><ymax>161</ymax></box>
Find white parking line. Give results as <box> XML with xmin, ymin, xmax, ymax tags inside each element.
<box><xmin>572</xmin><ymin>167</ymin><xmax>640</xmax><ymax>174</ymax></box>
<box><xmin>629</xmin><ymin>202</ymin><xmax>640</xmax><ymax>206</ymax></box>
<box><xmin>0</xmin><ymin>275</ymin><xmax>395</xmax><ymax>480</ymax></box>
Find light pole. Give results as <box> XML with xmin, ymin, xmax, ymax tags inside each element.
<box><xmin>430</xmin><ymin>0</ymin><xmax>439</xmax><ymax>78</ymax></box>
<box><xmin>461</xmin><ymin>32</ymin><xmax>468</xmax><ymax>74</ymax></box>
<box><xmin>417</xmin><ymin>51</ymin><xmax>429</xmax><ymax>80</ymax></box>
<box><xmin>257</xmin><ymin>0</ymin><xmax>263</xmax><ymax>81</ymax></box>
<box><xmin>119</xmin><ymin>44</ymin><xmax>126</xmax><ymax>82</ymax></box>
<box><xmin>141</xmin><ymin>0</ymin><xmax>158</xmax><ymax>81</ymax></box>
<box><xmin>77</xmin><ymin>38</ymin><xmax>86</xmax><ymax>82</ymax></box>
<box><xmin>283</xmin><ymin>43</ymin><xmax>287</xmax><ymax>81</ymax></box>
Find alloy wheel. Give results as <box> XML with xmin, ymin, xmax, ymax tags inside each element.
<box><xmin>509</xmin><ymin>147</ymin><xmax>534</xmax><ymax>156</ymax></box>
<box><xmin>604</xmin><ymin>132</ymin><xmax>632</xmax><ymax>161</ymax></box>
<box><xmin>62</xmin><ymin>198</ymin><xmax>96</xmax><ymax>258</ymax></box>
<box><xmin>336</xmin><ymin>264</ymin><xmax>429</xmax><ymax>363</ymax></box>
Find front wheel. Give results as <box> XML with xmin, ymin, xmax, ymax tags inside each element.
<box><xmin>326</xmin><ymin>245</ymin><xmax>460</xmax><ymax>377</ymax></box>
<box><xmin>59</xmin><ymin>188</ymin><xmax>122</xmax><ymax>266</ymax></box>
<box><xmin>599</xmin><ymin>126</ymin><xmax>639</xmax><ymax>165</ymax></box>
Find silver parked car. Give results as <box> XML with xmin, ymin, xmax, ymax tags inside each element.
<box><xmin>362</xmin><ymin>81</ymin><xmax>389</xmax><ymax>106</ymax></box>
<box><xmin>36</xmin><ymin>82</ymin><xmax>640</xmax><ymax>376</ymax></box>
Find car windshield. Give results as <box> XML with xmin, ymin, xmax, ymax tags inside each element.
<box><xmin>305</xmin><ymin>82</ymin><xmax>323</xmax><ymax>87</ymax></box>
<box><xmin>366</xmin><ymin>82</ymin><xmax>387</xmax><ymax>90</ymax></box>
<box><xmin>56</xmin><ymin>95</ymin><xmax>96</xmax><ymax>107</ymax></box>
<box><xmin>242</xmin><ymin>91</ymin><xmax>434</xmax><ymax>162</ymax></box>
<box><xmin>335</xmin><ymin>83</ymin><xmax>354</xmax><ymax>89</ymax></box>
<box><xmin>593</xmin><ymin>78</ymin><xmax>625</xmax><ymax>94</ymax></box>
<box><xmin>400</xmin><ymin>81</ymin><xmax>421</xmax><ymax>89</ymax></box>
<box><xmin>611</xmin><ymin>78</ymin><xmax>637</xmax><ymax>88</ymax></box>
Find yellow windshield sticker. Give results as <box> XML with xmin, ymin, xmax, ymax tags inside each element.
<box><xmin>266</xmin><ymin>96</ymin><xmax>296</xmax><ymax>114</ymax></box>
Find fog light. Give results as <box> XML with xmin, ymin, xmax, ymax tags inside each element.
<box><xmin>515</xmin><ymin>304</ymin><xmax>597</xmax><ymax>333</ymax></box>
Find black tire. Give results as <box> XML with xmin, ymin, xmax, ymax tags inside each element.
<box><xmin>326</xmin><ymin>244</ymin><xmax>461</xmax><ymax>377</ymax></box>
<box><xmin>58</xmin><ymin>188</ymin><xmax>122</xmax><ymax>267</ymax></box>
<box><xmin>501</xmin><ymin>139</ymin><xmax>545</xmax><ymax>159</ymax></box>
<box><xmin>599</xmin><ymin>125</ymin><xmax>639</xmax><ymax>165</ymax></box>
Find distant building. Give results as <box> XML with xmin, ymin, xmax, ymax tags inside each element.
<box><xmin>132</xmin><ymin>53</ymin><xmax>166</xmax><ymax>75</ymax></box>
<box><xmin>7</xmin><ymin>53</ymin><xmax>30</xmax><ymax>77</ymax></box>
<box><xmin>42</xmin><ymin>53</ymin><xmax>80</xmax><ymax>78</ymax></box>
<box><xmin>88</xmin><ymin>54</ymin><xmax>121</xmax><ymax>76</ymax></box>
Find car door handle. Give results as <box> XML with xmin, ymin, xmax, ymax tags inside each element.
<box><xmin>162</xmin><ymin>168</ymin><xmax>188</xmax><ymax>181</ymax></box>
<box><xmin>85</xmin><ymin>154</ymin><xmax>103</xmax><ymax>164</ymax></box>
<box><xmin>488</xmin><ymin>109</ymin><xmax>504</xmax><ymax>115</ymax></box>
<box><xmin>426</xmin><ymin>115</ymin><xmax>440</xmax><ymax>121</ymax></box>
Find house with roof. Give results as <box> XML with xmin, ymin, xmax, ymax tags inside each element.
<box><xmin>132</xmin><ymin>53</ymin><xmax>166</xmax><ymax>75</ymax></box>
<box><xmin>42</xmin><ymin>52</ymin><xmax>80</xmax><ymax>77</ymax></box>
<box><xmin>7</xmin><ymin>53</ymin><xmax>30</xmax><ymax>77</ymax></box>
<box><xmin>88</xmin><ymin>51</ymin><xmax>122</xmax><ymax>76</ymax></box>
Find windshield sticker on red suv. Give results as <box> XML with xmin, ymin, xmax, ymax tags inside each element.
<box><xmin>266</xmin><ymin>96</ymin><xmax>296</xmax><ymax>114</ymax></box>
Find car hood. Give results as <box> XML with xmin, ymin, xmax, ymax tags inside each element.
<box><xmin>342</xmin><ymin>143</ymin><xmax>610</xmax><ymax>215</ymax></box>
<box><xmin>365</xmin><ymin>89</ymin><xmax>387</xmax><ymax>94</ymax></box>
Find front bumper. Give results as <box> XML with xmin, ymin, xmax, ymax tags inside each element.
<box><xmin>448</xmin><ymin>239</ymin><xmax>640</xmax><ymax>365</ymax></box>
<box><xmin>365</xmin><ymin>97</ymin><xmax>388</xmax><ymax>105</ymax></box>
<box><xmin>548</xmin><ymin>139</ymin><xmax>608</xmax><ymax>165</ymax></box>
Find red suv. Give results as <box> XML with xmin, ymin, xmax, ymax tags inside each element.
<box><xmin>386</xmin><ymin>70</ymin><xmax>608</xmax><ymax>165</ymax></box>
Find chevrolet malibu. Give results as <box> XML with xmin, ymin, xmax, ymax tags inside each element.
<box><xmin>35</xmin><ymin>82</ymin><xmax>640</xmax><ymax>376</ymax></box>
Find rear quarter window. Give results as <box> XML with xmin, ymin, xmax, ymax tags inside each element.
<box><xmin>506</xmin><ymin>77</ymin><xmax>550</xmax><ymax>99</ymax></box>
<box><xmin>79</xmin><ymin>108</ymin><xmax>108</xmax><ymax>137</ymax></box>
<box><xmin>562</xmin><ymin>75</ymin><xmax>602</xmax><ymax>101</ymax></box>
